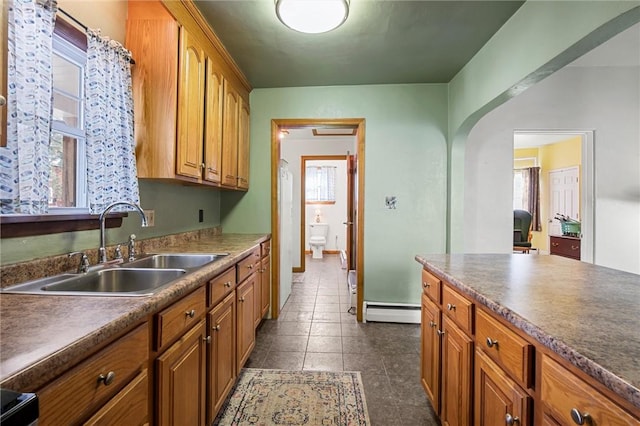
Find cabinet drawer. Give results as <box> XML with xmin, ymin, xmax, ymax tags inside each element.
<box><xmin>156</xmin><ymin>286</ymin><xmax>206</xmax><ymax>351</ymax></box>
<box><xmin>540</xmin><ymin>355</ymin><xmax>639</xmax><ymax>425</ymax></box>
<box><xmin>442</xmin><ymin>284</ymin><xmax>474</xmax><ymax>335</ymax></box>
<box><xmin>208</xmin><ymin>267</ymin><xmax>236</xmax><ymax>307</ymax></box>
<box><xmin>476</xmin><ymin>309</ymin><xmax>534</xmax><ymax>388</ymax></box>
<box><xmin>237</xmin><ymin>247</ymin><xmax>260</xmax><ymax>283</ymax></box>
<box><xmin>421</xmin><ymin>269</ymin><xmax>441</xmax><ymax>304</ymax></box>
<box><xmin>83</xmin><ymin>369</ymin><xmax>149</xmax><ymax>426</ymax></box>
<box><xmin>261</xmin><ymin>240</ymin><xmax>271</xmax><ymax>258</ymax></box>
<box><xmin>38</xmin><ymin>324</ymin><xmax>149</xmax><ymax>426</ymax></box>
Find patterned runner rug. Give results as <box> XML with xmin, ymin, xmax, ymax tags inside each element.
<box><xmin>215</xmin><ymin>369</ymin><xmax>371</xmax><ymax>425</ymax></box>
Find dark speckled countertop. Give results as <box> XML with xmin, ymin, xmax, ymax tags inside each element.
<box><xmin>415</xmin><ymin>254</ymin><xmax>640</xmax><ymax>411</ymax></box>
<box><xmin>0</xmin><ymin>233</ymin><xmax>269</xmax><ymax>392</ymax></box>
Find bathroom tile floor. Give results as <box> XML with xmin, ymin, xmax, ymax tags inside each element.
<box><xmin>246</xmin><ymin>254</ymin><xmax>439</xmax><ymax>426</ymax></box>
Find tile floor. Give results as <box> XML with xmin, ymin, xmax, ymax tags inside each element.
<box><xmin>246</xmin><ymin>254</ymin><xmax>439</xmax><ymax>426</ymax></box>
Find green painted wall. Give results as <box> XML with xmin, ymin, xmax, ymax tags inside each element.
<box><xmin>0</xmin><ymin>181</ymin><xmax>221</xmax><ymax>265</ymax></box>
<box><xmin>446</xmin><ymin>1</ymin><xmax>640</xmax><ymax>251</ymax></box>
<box><xmin>221</xmin><ymin>84</ymin><xmax>448</xmax><ymax>304</ymax></box>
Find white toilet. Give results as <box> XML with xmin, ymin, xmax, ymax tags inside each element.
<box><xmin>309</xmin><ymin>223</ymin><xmax>329</xmax><ymax>259</ymax></box>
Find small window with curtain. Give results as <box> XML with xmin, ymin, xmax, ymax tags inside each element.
<box><xmin>306</xmin><ymin>166</ymin><xmax>336</xmax><ymax>204</ymax></box>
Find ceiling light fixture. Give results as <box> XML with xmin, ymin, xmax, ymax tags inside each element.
<box><xmin>275</xmin><ymin>0</ymin><xmax>349</xmax><ymax>34</ymax></box>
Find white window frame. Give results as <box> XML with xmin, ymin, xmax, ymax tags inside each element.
<box><xmin>50</xmin><ymin>32</ymin><xmax>88</xmax><ymax>214</ymax></box>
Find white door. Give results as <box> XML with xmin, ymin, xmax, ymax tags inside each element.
<box><xmin>548</xmin><ymin>167</ymin><xmax>579</xmax><ymax>236</ymax></box>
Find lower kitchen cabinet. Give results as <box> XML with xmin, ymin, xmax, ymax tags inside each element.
<box><xmin>83</xmin><ymin>369</ymin><xmax>149</xmax><ymax>426</ymax></box>
<box><xmin>441</xmin><ymin>316</ymin><xmax>473</xmax><ymax>426</ymax></box>
<box><xmin>236</xmin><ymin>273</ymin><xmax>256</xmax><ymax>371</ymax></box>
<box><xmin>156</xmin><ymin>320</ymin><xmax>207</xmax><ymax>426</ymax></box>
<box><xmin>420</xmin><ymin>292</ymin><xmax>441</xmax><ymax>412</ymax></box>
<box><xmin>260</xmin><ymin>254</ymin><xmax>271</xmax><ymax>318</ymax></box>
<box><xmin>207</xmin><ymin>291</ymin><xmax>237</xmax><ymax>423</ymax></box>
<box><xmin>475</xmin><ymin>349</ymin><xmax>531</xmax><ymax>426</ymax></box>
<box><xmin>37</xmin><ymin>323</ymin><xmax>149</xmax><ymax>426</ymax></box>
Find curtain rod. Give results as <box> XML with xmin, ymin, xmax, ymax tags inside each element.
<box><xmin>57</xmin><ymin>7</ymin><xmax>136</xmax><ymax>65</ymax></box>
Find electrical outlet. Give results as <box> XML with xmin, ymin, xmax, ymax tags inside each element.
<box><xmin>144</xmin><ymin>210</ymin><xmax>155</xmax><ymax>227</ymax></box>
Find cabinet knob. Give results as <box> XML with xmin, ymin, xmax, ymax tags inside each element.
<box><xmin>98</xmin><ymin>371</ymin><xmax>116</xmax><ymax>386</ymax></box>
<box><xmin>203</xmin><ymin>335</ymin><xmax>211</xmax><ymax>344</ymax></box>
<box><xmin>247</xmin><ymin>264</ymin><xmax>253</xmax><ymax>269</ymax></box>
<box><xmin>0</xmin><ymin>95</ymin><xmax>6</xmax><ymax>106</ymax></box>
<box><xmin>239</xmin><ymin>297</ymin><xmax>245</xmax><ymax>302</ymax></box>
<box><xmin>486</xmin><ymin>337</ymin><xmax>499</xmax><ymax>348</ymax></box>
<box><xmin>423</xmin><ymin>282</ymin><xmax>430</xmax><ymax>288</ymax></box>
<box><xmin>446</xmin><ymin>303</ymin><xmax>456</xmax><ymax>311</ymax></box>
<box><xmin>224</xmin><ymin>281</ymin><xmax>232</xmax><ymax>287</ymax></box>
<box><xmin>429</xmin><ymin>321</ymin><xmax>437</xmax><ymax>328</ymax></box>
<box><xmin>436</xmin><ymin>330</ymin><xmax>445</xmax><ymax>336</ymax></box>
<box><xmin>505</xmin><ymin>413</ymin><xmax>519</xmax><ymax>425</ymax></box>
<box><xmin>570</xmin><ymin>408</ymin><xmax>592</xmax><ymax>425</ymax></box>
<box><xmin>212</xmin><ymin>324</ymin><xmax>221</xmax><ymax>331</ymax></box>
<box><xmin>186</xmin><ymin>309</ymin><xmax>196</xmax><ymax>318</ymax></box>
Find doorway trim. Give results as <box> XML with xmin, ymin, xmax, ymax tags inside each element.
<box><xmin>514</xmin><ymin>129</ymin><xmax>594</xmax><ymax>263</ymax></box>
<box><xmin>300</xmin><ymin>155</ymin><xmax>348</xmax><ymax>273</ymax></box>
<box><xmin>271</xmin><ymin>118</ymin><xmax>366</xmax><ymax>321</ymax></box>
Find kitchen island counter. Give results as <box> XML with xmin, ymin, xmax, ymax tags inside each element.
<box><xmin>415</xmin><ymin>253</ymin><xmax>640</xmax><ymax>411</ymax></box>
<box><xmin>0</xmin><ymin>233</ymin><xmax>269</xmax><ymax>392</ymax></box>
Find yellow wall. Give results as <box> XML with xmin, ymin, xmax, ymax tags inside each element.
<box><xmin>57</xmin><ymin>0</ymin><xmax>127</xmax><ymax>44</ymax></box>
<box><xmin>513</xmin><ymin>137</ymin><xmax>581</xmax><ymax>253</ymax></box>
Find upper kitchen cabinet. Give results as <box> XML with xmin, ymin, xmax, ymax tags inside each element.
<box><xmin>126</xmin><ymin>0</ymin><xmax>251</xmax><ymax>190</ymax></box>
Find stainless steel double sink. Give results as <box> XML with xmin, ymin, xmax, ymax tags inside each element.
<box><xmin>0</xmin><ymin>253</ymin><xmax>227</xmax><ymax>297</ymax></box>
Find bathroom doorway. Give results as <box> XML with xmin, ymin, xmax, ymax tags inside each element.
<box><xmin>270</xmin><ymin>119</ymin><xmax>365</xmax><ymax>321</ymax></box>
<box><xmin>301</xmin><ymin>156</ymin><xmax>348</xmax><ymax>270</ymax></box>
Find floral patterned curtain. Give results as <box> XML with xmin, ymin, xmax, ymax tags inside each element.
<box><xmin>84</xmin><ymin>28</ymin><xmax>140</xmax><ymax>213</ymax></box>
<box><xmin>1</xmin><ymin>0</ymin><xmax>57</xmax><ymax>214</ymax></box>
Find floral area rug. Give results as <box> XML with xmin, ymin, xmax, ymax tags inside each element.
<box><xmin>215</xmin><ymin>369</ymin><xmax>371</xmax><ymax>426</ymax></box>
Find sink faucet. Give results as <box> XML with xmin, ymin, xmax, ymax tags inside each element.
<box><xmin>99</xmin><ymin>201</ymin><xmax>148</xmax><ymax>263</ymax></box>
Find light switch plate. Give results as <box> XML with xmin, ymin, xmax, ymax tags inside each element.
<box><xmin>144</xmin><ymin>210</ymin><xmax>155</xmax><ymax>227</ymax></box>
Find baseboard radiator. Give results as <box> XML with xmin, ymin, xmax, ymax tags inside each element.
<box><xmin>362</xmin><ymin>301</ymin><xmax>421</xmax><ymax>324</ymax></box>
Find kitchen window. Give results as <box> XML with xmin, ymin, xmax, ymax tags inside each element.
<box><xmin>49</xmin><ymin>30</ymin><xmax>88</xmax><ymax>212</ymax></box>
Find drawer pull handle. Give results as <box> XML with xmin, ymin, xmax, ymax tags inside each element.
<box><xmin>186</xmin><ymin>309</ymin><xmax>196</xmax><ymax>318</ymax></box>
<box><xmin>446</xmin><ymin>303</ymin><xmax>456</xmax><ymax>311</ymax></box>
<box><xmin>429</xmin><ymin>321</ymin><xmax>437</xmax><ymax>328</ymax></box>
<box><xmin>203</xmin><ymin>335</ymin><xmax>211</xmax><ymax>343</ymax></box>
<box><xmin>571</xmin><ymin>245</ymin><xmax>579</xmax><ymax>250</ymax></box>
<box><xmin>570</xmin><ymin>409</ymin><xmax>592</xmax><ymax>425</ymax></box>
<box><xmin>505</xmin><ymin>413</ymin><xmax>519</xmax><ymax>425</ymax></box>
<box><xmin>98</xmin><ymin>371</ymin><xmax>116</xmax><ymax>386</ymax></box>
<box><xmin>486</xmin><ymin>337</ymin><xmax>499</xmax><ymax>348</ymax></box>
<box><xmin>552</xmin><ymin>242</ymin><xmax>560</xmax><ymax>247</ymax></box>
<box><xmin>224</xmin><ymin>281</ymin><xmax>232</xmax><ymax>287</ymax></box>
<box><xmin>247</xmin><ymin>264</ymin><xmax>254</xmax><ymax>269</ymax></box>
<box><xmin>423</xmin><ymin>282</ymin><xmax>430</xmax><ymax>288</ymax></box>
<box><xmin>436</xmin><ymin>330</ymin><xmax>445</xmax><ymax>336</ymax></box>
<box><xmin>212</xmin><ymin>325</ymin><xmax>221</xmax><ymax>331</ymax></box>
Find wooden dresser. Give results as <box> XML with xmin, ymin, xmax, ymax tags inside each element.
<box><xmin>549</xmin><ymin>235</ymin><xmax>581</xmax><ymax>260</ymax></box>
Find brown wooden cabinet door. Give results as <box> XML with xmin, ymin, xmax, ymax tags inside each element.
<box><xmin>221</xmin><ymin>82</ymin><xmax>239</xmax><ymax>187</ymax></box>
<box><xmin>474</xmin><ymin>348</ymin><xmax>531</xmax><ymax>426</ymax></box>
<box><xmin>421</xmin><ymin>293</ymin><xmax>441</xmax><ymax>414</ymax></box>
<box><xmin>207</xmin><ymin>292</ymin><xmax>237</xmax><ymax>423</ymax></box>
<box><xmin>83</xmin><ymin>370</ymin><xmax>149</xmax><ymax>426</ymax></box>
<box><xmin>203</xmin><ymin>56</ymin><xmax>224</xmax><ymax>184</ymax></box>
<box><xmin>176</xmin><ymin>26</ymin><xmax>205</xmax><ymax>180</ymax></box>
<box><xmin>441</xmin><ymin>317</ymin><xmax>473</xmax><ymax>426</ymax></box>
<box><xmin>236</xmin><ymin>97</ymin><xmax>250</xmax><ymax>189</ymax></box>
<box><xmin>236</xmin><ymin>274</ymin><xmax>256</xmax><ymax>370</ymax></box>
<box><xmin>156</xmin><ymin>320</ymin><xmax>206</xmax><ymax>426</ymax></box>
<box><xmin>260</xmin><ymin>255</ymin><xmax>271</xmax><ymax>318</ymax></box>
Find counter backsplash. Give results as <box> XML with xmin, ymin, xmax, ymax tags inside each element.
<box><xmin>0</xmin><ymin>227</ymin><xmax>222</xmax><ymax>288</ymax></box>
